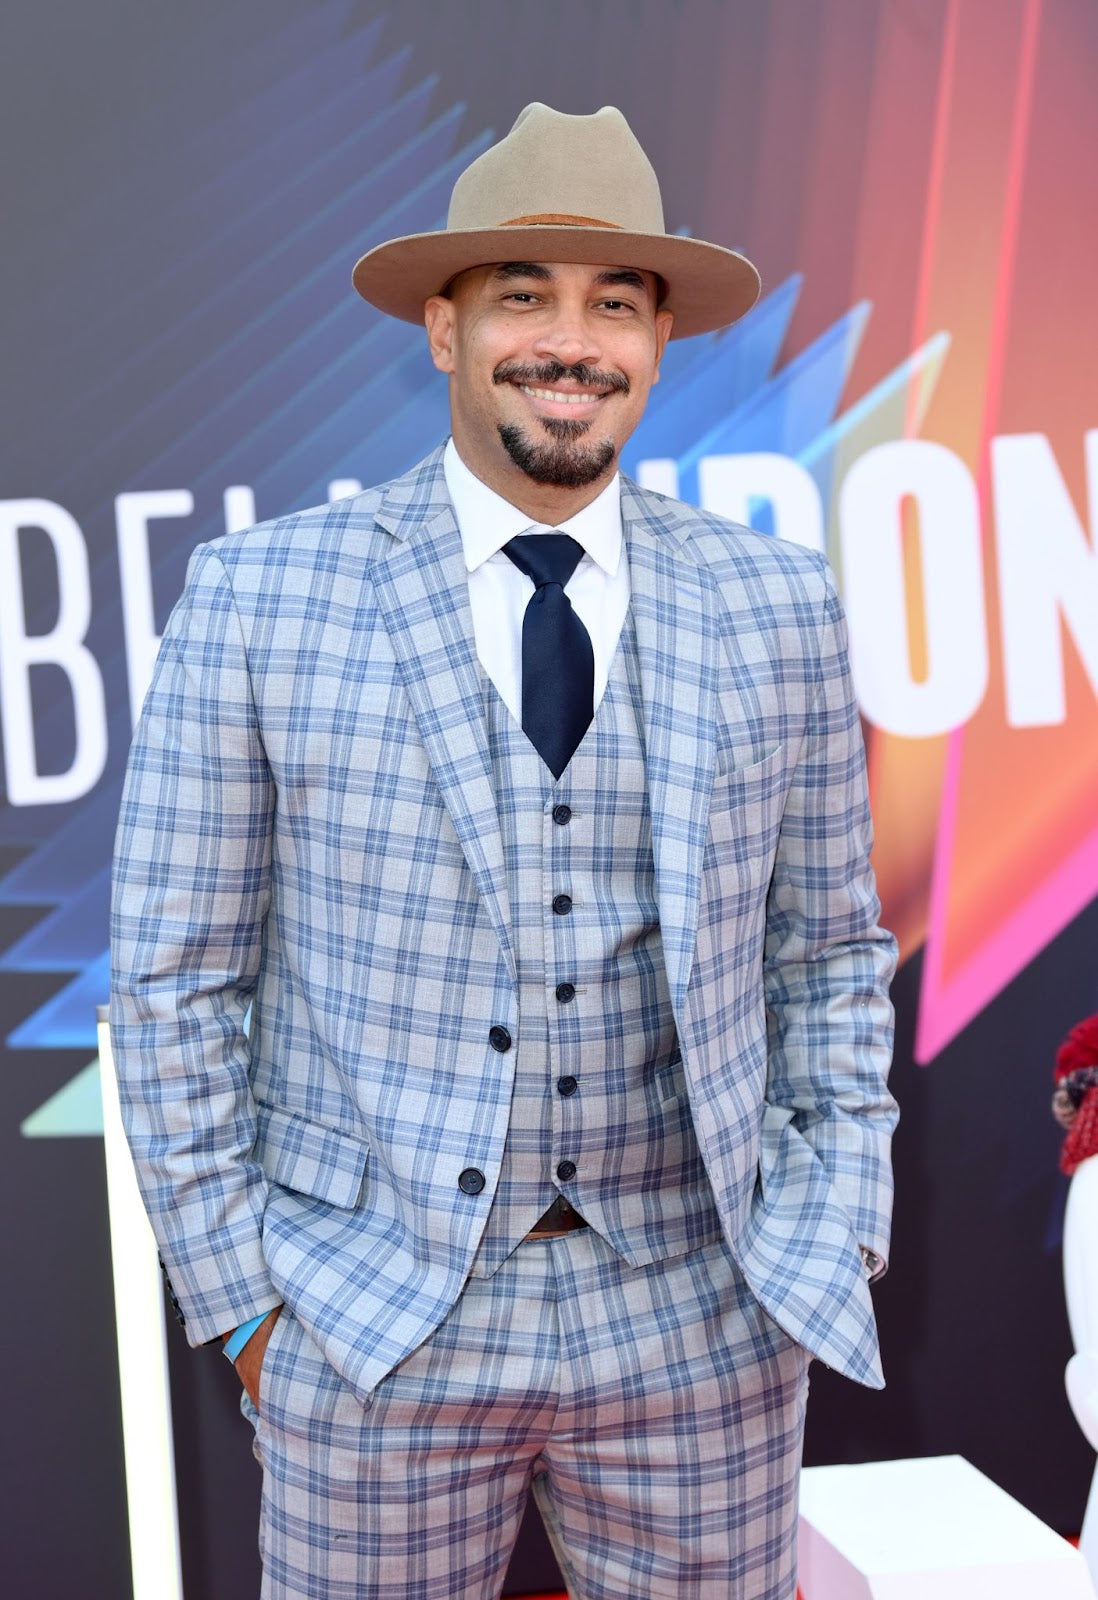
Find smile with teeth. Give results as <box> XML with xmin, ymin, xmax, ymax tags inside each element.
<box><xmin>518</xmin><ymin>384</ymin><xmax>607</xmax><ymax>404</ymax></box>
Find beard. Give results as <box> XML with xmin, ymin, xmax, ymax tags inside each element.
<box><xmin>497</xmin><ymin>419</ymin><xmax>616</xmax><ymax>488</ymax></box>
<box><xmin>493</xmin><ymin>360</ymin><xmax>626</xmax><ymax>488</ymax></box>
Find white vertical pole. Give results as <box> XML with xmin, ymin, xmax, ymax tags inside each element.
<box><xmin>97</xmin><ymin>1008</ymin><xmax>185</xmax><ymax>1600</ymax></box>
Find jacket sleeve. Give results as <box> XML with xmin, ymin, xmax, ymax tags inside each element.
<box><xmin>762</xmin><ymin>562</ymin><xmax>899</xmax><ymax>1266</ymax></box>
<box><xmin>109</xmin><ymin>542</ymin><xmax>278</xmax><ymax>1346</ymax></box>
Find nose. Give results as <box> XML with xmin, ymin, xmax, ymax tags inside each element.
<box><xmin>530</xmin><ymin>296</ymin><xmax>602</xmax><ymax>369</ymax></box>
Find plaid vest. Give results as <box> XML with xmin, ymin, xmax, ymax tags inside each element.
<box><xmin>469</xmin><ymin>611</ymin><xmax>722</xmax><ymax>1277</ymax></box>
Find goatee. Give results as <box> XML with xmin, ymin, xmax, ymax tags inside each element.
<box><xmin>497</xmin><ymin>421</ymin><xmax>616</xmax><ymax>488</ymax></box>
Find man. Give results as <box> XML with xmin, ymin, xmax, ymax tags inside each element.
<box><xmin>111</xmin><ymin>104</ymin><xmax>897</xmax><ymax>1600</ymax></box>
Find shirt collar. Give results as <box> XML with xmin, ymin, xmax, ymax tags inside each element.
<box><xmin>443</xmin><ymin>437</ymin><xmax>622</xmax><ymax>577</ymax></box>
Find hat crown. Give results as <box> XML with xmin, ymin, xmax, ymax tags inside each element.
<box><xmin>447</xmin><ymin>103</ymin><xmax>666</xmax><ymax>236</ymax></box>
<box><xmin>351</xmin><ymin>101</ymin><xmax>760</xmax><ymax>340</ymax></box>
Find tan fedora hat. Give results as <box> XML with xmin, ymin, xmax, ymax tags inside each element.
<box><xmin>352</xmin><ymin>103</ymin><xmax>760</xmax><ymax>340</ymax></box>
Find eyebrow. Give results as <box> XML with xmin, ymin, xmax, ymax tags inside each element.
<box><xmin>593</xmin><ymin>268</ymin><xmax>648</xmax><ymax>292</ymax></box>
<box><xmin>491</xmin><ymin>262</ymin><xmax>553</xmax><ymax>282</ymax></box>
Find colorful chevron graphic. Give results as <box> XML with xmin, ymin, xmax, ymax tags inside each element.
<box><xmin>5</xmin><ymin>0</ymin><xmax>1097</xmax><ymax>1136</ymax></box>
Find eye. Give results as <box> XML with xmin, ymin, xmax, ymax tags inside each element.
<box><xmin>503</xmin><ymin>291</ymin><xmax>541</xmax><ymax>305</ymax></box>
<box><xmin>597</xmin><ymin>297</ymin><xmax>637</xmax><ymax>313</ymax></box>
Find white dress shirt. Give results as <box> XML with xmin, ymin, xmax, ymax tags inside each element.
<box><xmin>443</xmin><ymin>438</ymin><xmax>630</xmax><ymax>725</ymax></box>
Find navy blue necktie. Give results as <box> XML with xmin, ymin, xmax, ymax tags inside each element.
<box><xmin>503</xmin><ymin>533</ymin><xmax>595</xmax><ymax>779</ymax></box>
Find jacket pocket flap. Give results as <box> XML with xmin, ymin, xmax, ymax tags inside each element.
<box><xmin>254</xmin><ymin>1103</ymin><xmax>368</xmax><ymax>1210</ymax></box>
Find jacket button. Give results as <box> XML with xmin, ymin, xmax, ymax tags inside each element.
<box><xmin>552</xmin><ymin>804</ymin><xmax>572</xmax><ymax>825</ymax></box>
<box><xmin>556</xmin><ymin>1160</ymin><xmax>577</xmax><ymax>1181</ymax></box>
<box><xmin>552</xmin><ymin>893</ymin><xmax>573</xmax><ymax>915</ymax></box>
<box><xmin>554</xmin><ymin>982</ymin><xmax>576</xmax><ymax>1003</ymax></box>
<box><xmin>488</xmin><ymin>1025</ymin><xmax>512</xmax><ymax>1052</ymax></box>
<box><xmin>557</xmin><ymin>1076</ymin><xmax>578</xmax><ymax>1097</ymax></box>
<box><xmin>458</xmin><ymin>1168</ymin><xmax>486</xmax><ymax>1195</ymax></box>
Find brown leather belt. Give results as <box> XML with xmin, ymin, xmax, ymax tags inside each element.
<box><xmin>525</xmin><ymin>1194</ymin><xmax>589</xmax><ymax>1238</ymax></box>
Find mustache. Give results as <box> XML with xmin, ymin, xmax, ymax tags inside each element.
<box><xmin>493</xmin><ymin>360</ymin><xmax>630</xmax><ymax>395</ymax></box>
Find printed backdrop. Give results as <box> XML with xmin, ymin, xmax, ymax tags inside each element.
<box><xmin>2</xmin><ymin>1</ymin><xmax>1097</xmax><ymax>1594</ymax></box>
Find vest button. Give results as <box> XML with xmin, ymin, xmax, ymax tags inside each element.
<box><xmin>552</xmin><ymin>893</ymin><xmax>573</xmax><ymax>915</ymax></box>
<box><xmin>557</xmin><ymin>1076</ymin><xmax>578</xmax><ymax>1097</ymax></box>
<box><xmin>458</xmin><ymin>1168</ymin><xmax>486</xmax><ymax>1195</ymax></box>
<box><xmin>554</xmin><ymin>982</ymin><xmax>576</xmax><ymax>1003</ymax></box>
<box><xmin>488</xmin><ymin>1025</ymin><xmax>512</xmax><ymax>1052</ymax></box>
<box><xmin>552</xmin><ymin>804</ymin><xmax>572</xmax><ymax>825</ymax></box>
<box><xmin>556</xmin><ymin>1159</ymin><xmax>577</xmax><ymax>1182</ymax></box>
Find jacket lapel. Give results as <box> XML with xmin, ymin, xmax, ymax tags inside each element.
<box><xmin>623</xmin><ymin>479</ymin><xmax>719</xmax><ymax>1012</ymax></box>
<box><xmin>370</xmin><ymin>452</ymin><xmax>515</xmax><ymax>982</ymax></box>
<box><xmin>367</xmin><ymin>460</ymin><xmax>724</xmax><ymax>999</ymax></box>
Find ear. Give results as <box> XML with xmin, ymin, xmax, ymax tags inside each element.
<box><xmin>424</xmin><ymin>296</ymin><xmax>457</xmax><ymax>374</ymax></box>
<box><xmin>652</xmin><ymin>308</ymin><xmax>674</xmax><ymax>382</ymax></box>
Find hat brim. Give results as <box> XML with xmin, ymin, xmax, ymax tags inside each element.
<box><xmin>351</xmin><ymin>226</ymin><xmax>760</xmax><ymax>340</ymax></box>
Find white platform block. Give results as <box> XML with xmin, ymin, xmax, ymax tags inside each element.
<box><xmin>798</xmin><ymin>1455</ymin><xmax>1097</xmax><ymax>1599</ymax></box>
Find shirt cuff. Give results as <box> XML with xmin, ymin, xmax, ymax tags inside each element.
<box><xmin>222</xmin><ymin>1305</ymin><xmax>280</xmax><ymax>1363</ymax></box>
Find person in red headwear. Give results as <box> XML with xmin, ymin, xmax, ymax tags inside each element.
<box><xmin>1055</xmin><ymin>1013</ymin><xmax>1098</xmax><ymax>1584</ymax></box>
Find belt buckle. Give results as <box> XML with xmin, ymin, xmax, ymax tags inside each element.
<box><xmin>526</xmin><ymin>1195</ymin><xmax>587</xmax><ymax>1238</ymax></box>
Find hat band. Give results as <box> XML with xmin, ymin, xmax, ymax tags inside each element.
<box><xmin>500</xmin><ymin>213</ymin><xmax>623</xmax><ymax>229</ymax></box>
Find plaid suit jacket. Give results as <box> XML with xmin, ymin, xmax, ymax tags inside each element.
<box><xmin>110</xmin><ymin>444</ymin><xmax>897</xmax><ymax>1397</ymax></box>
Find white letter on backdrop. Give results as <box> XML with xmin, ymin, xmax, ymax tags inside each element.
<box><xmin>327</xmin><ymin>479</ymin><xmax>363</xmax><ymax>501</ymax></box>
<box><xmin>635</xmin><ymin>458</ymin><xmax>680</xmax><ymax>497</ymax></box>
<box><xmin>0</xmin><ymin>498</ymin><xmax>107</xmax><ymax>805</ymax></box>
<box><xmin>223</xmin><ymin>485</ymin><xmax>256</xmax><ymax>535</ymax></box>
<box><xmin>698</xmin><ymin>452</ymin><xmax>825</xmax><ymax>553</ymax></box>
<box><xmin>840</xmin><ymin>440</ymin><xmax>987</xmax><ymax>736</ymax></box>
<box><xmin>992</xmin><ymin>431</ymin><xmax>1098</xmax><ymax>727</ymax></box>
<box><xmin>116</xmin><ymin>490</ymin><xmax>194</xmax><ymax>726</ymax></box>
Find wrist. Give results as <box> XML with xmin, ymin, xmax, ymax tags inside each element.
<box><xmin>222</xmin><ymin>1307</ymin><xmax>279</xmax><ymax>1363</ymax></box>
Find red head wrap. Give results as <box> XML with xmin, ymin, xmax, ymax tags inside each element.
<box><xmin>1053</xmin><ymin>1014</ymin><xmax>1098</xmax><ymax>1175</ymax></box>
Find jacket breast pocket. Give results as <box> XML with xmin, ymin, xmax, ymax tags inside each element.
<box><xmin>707</xmin><ymin>744</ymin><xmax>787</xmax><ymax>868</ymax></box>
<box><xmin>704</xmin><ymin>745</ymin><xmax>790</xmax><ymax>915</ymax></box>
<box><xmin>253</xmin><ymin>1103</ymin><xmax>369</xmax><ymax>1210</ymax></box>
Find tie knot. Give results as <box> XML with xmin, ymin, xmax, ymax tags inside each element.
<box><xmin>503</xmin><ymin>532</ymin><xmax>585</xmax><ymax>590</ymax></box>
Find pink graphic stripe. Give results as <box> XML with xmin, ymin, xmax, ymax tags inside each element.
<box><xmin>917</xmin><ymin>0</ymin><xmax>1045</xmax><ymax>1063</ymax></box>
<box><xmin>904</xmin><ymin>0</ymin><xmax>960</xmax><ymax>439</ymax></box>
<box><xmin>917</xmin><ymin>819</ymin><xmax>1098</xmax><ymax>1063</ymax></box>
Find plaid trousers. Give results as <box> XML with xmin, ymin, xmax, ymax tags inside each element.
<box><xmin>247</xmin><ymin>1228</ymin><xmax>809</xmax><ymax>1600</ymax></box>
